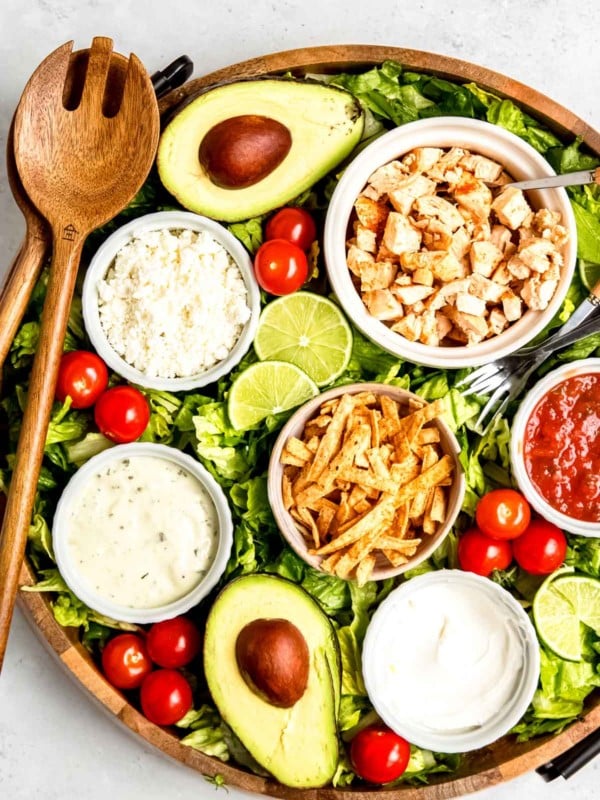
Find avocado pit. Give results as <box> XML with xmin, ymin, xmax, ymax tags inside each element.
<box><xmin>235</xmin><ymin>617</ymin><xmax>309</xmax><ymax>708</ymax></box>
<box><xmin>199</xmin><ymin>114</ymin><xmax>292</xmax><ymax>189</ymax></box>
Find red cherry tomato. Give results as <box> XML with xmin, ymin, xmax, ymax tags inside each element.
<box><xmin>475</xmin><ymin>489</ymin><xmax>531</xmax><ymax>540</ymax></box>
<box><xmin>146</xmin><ymin>616</ymin><xmax>202</xmax><ymax>669</ymax></box>
<box><xmin>512</xmin><ymin>519</ymin><xmax>567</xmax><ymax>575</ymax></box>
<box><xmin>265</xmin><ymin>207</ymin><xmax>317</xmax><ymax>251</ymax></box>
<box><xmin>55</xmin><ymin>350</ymin><xmax>109</xmax><ymax>409</ymax></box>
<box><xmin>101</xmin><ymin>633</ymin><xmax>152</xmax><ymax>690</ymax></box>
<box><xmin>458</xmin><ymin>527</ymin><xmax>513</xmax><ymax>577</ymax></box>
<box><xmin>140</xmin><ymin>669</ymin><xmax>193</xmax><ymax>726</ymax></box>
<box><xmin>94</xmin><ymin>385</ymin><xmax>150</xmax><ymax>443</ymax></box>
<box><xmin>350</xmin><ymin>724</ymin><xmax>411</xmax><ymax>784</ymax></box>
<box><xmin>253</xmin><ymin>239</ymin><xmax>309</xmax><ymax>295</ymax></box>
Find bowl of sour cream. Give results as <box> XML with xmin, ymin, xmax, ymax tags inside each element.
<box><xmin>52</xmin><ymin>442</ymin><xmax>233</xmax><ymax>623</ymax></box>
<box><xmin>362</xmin><ymin>570</ymin><xmax>540</xmax><ymax>753</ymax></box>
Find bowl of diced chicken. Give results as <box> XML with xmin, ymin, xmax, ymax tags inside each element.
<box><xmin>324</xmin><ymin>117</ymin><xmax>577</xmax><ymax>368</ymax></box>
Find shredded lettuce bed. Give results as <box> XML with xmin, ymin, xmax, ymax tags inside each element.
<box><xmin>2</xmin><ymin>60</ymin><xmax>600</xmax><ymax>787</ymax></box>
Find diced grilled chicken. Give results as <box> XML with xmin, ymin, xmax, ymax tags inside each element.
<box><xmin>414</xmin><ymin>195</ymin><xmax>465</xmax><ymax>231</ymax></box>
<box><xmin>456</xmin><ymin>293</ymin><xmax>486</xmax><ymax>316</ymax></box>
<box><xmin>501</xmin><ymin>291</ymin><xmax>523</xmax><ymax>321</ymax></box>
<box><xmin>347</xmin><ymin>245</ymin><xmax>374</xmax><ymax>277</ymax></box>
<box><xmin>387</xmin><ymin>174</ymin><xmax>437</xmax><ymax>214</ymax></box>
<box><xmin>382</xmin><ymin>212</ymin><xmax>422</xmax><ymax>255</ymax></box>
<box><xmin>518</xmin><ymin>237</ymin><xmax>556</xmax><ymax>273</ymax></box>
<box><xmin>533</xmin><ymin>208</ymin><xmax>561</xmax><ymax>233</ymax></box>
<box><xmin>488</xmin><ymin>308</ymin><xmax>508</xmax><ymax>335</ymax></box>
<box><xmin>444</xmin><ymin>304</ymin><xmax>489</xmax><ymax>343</ymax></box>
<box><xmin>391</xmin><ymin>312</ymin><xmax>422</xmax><ymax>341</ymax></box>
<box><xmin>420</xmin><ymin>311</ymin><xmax>441</xmax><ymax>346</ymax></box>
<box><xmin>363</xmin><ymin>289</ymin><xmax>404</xmax><ymax>320</ymax></box>
<box><xmin>454</xmin><ymin>174</ymin><xmax>492</xmax><ymax>222</ymax></box>
<box><xmin>458</xmin><ymin>153</ymin><xmax>504</xmax><ymax>183</ymax></box>
<box><xmin>506</xmin><ymin>255</ymin><xmax>531</xmax><ymax>280</ymax></box>
<box><xmin>520</xmin><ymin>277</ymin><xmax>558</xmax><ymax>310</ymax></box>
<box><xmin>355</xmin><ymin>195</ymin><xmax>389</xmax><ymax>235</ymax></box>
<box><xmin>392</xmin><ymin>284</ymin><xmax>435</xmax><ymax>305</ymax></box>
<box><xmin>491</xmin><ymin>187</ymin><xmax>532</xmax><ymax>230</ymax></box>
<box><xmin>359</xmin><ymin>261</ymin><xmax>397</xmax><ymax>291</ymax></box>
<box><xmin>404</xmin><ymin>147</ymin><xmax>444</xmax><ymax>173</ymax></box>
<box><xmin>450</xmin><ymin>226</ymin><xmax>471</xmax><ymax>260</ymax></box>
<box><xmin>435</xmin><ymin>311</ymin><xmax>453</xmax><ymax>340</ymax></box>
<box><xmin>469</xmin><ymin>273</ymin><xmax>506</xmax><ymax>303</ymax></box>
<box><xmin>470</xmin><ymin>240</ymin><xmax>504</xmax><ymax>277</ymax></box>
<box><xmin>491</xmin><ymin>262</ymin><xmax>512</xmax><ymax>285</ymax></box>
<box><xmin>413</xmin><ymin>267</ymin><xmax>434</xmax><ymax>286</ymax></box>
<box><xmin>422</xmin><ymin>218</ymin><xmax>454</xmax><ymax>251</ymax></box>
<box><xmin>354</xmin><ymin>223</ymin><xmax>378</xmax><ymax>253</ymax></box>
<box><xmin>425</xmin><ymin>147</ymin><xmax>466</xmax><ymax>181</ymax></box>
<box><xmin>366</xmin><ymin>160</ymin><xmax>410</xmax><ymax>196</ymax></box>
<box><xmin>489</xmin><ymin>224</ymin><xmax>513</xmax><ymax>253</ymax></box>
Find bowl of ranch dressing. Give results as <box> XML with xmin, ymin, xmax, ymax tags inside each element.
<box><xmin>52</xmin><ymin>442</ymin><xmax>233</xmax><ymax>623</ymax></box>
<box><xmin>362</xmin><ymin>570</ymin><xmax>540</xmax><ymax>752</ymax></box>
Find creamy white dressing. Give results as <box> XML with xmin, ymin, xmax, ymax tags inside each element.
<box><xmin>65</xmin><ymin>455</ymin><xmax>218</xmax><ymax>608</ymax></box>
<box><xmin>371</xmin><ymin>582</ymin><xmax>523</xmax><ymax>732</ymax></box>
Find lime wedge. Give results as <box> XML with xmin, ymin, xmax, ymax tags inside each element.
<box><xmin>254</xmin><ymin>292</ymin><xmax>353</xmax><ymax>387</ymax></box>
<box><xmin>227</xmin><ymin>360</ymin><xmax>318</xmax><ymax>431</ymax></box>
<box><xmin>578</xmin><ymin>258</ymin><xmax>600</xmax><ymax>292</ymax></box>
<box><xmin>533</xmin><ymin>573</ymin><xmax>600</xmax><ymax>661</ymax></box>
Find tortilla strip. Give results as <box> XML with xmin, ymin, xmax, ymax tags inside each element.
<box><xmin>309</xmin><ymin>495</ymin><xmax>396</xmax><ymax>556</ymax></box>
<box><xmin>355</xmin><ymin>554</ymin><xmax>377</xmax><ymax>587</ymax></box>
<box><xmin>307</xmin><ymin>393</ymin><xmax>355</xmax><ymax>482</ymax></box>
<box><xmin>394</xmin><ymin>455</ymin><xmax>453</xmax><ymax>504</ymax></box>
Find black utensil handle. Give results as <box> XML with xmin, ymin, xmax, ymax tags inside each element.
<box><xmin>151</xmin><ymin>55</ymin><xmax>194</xmax><ymax>99</ymax></box>
<box><xmin>536</xmin><ymin>727</ymin><xmax>600</xmax><ymax>781</ymax></box>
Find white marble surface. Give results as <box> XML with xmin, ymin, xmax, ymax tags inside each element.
<box><xmin>0</xmin><ymin>1</ymin><xmax>599</xmax><ymax>798</ymax></box>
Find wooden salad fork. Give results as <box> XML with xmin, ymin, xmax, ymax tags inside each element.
<box><xmin>0</xmin><ymin>37</ymin><xmax>159</xmax><ymax>669</ymax></box>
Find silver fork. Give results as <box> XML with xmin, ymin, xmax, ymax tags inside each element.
<box><xmin>456</xmin><ymin>312</ymin><xmax>600</xmax><ymax>433</ymax></box>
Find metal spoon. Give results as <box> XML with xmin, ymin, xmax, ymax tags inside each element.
<box><xmin>506</xmin><ymin>166</ymin><xmax>600</xmax><ymax>191</ymax></box>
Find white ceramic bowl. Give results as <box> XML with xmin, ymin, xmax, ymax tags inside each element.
<box><xmin>52</xmin><ymin>442</ymin><xmax>233</xmax><ymax>623</ymax></box>
<box><xmin>510</xmin><ymin>358</ymin><xmax>600</xmax><ymax>536</ymax></box>
<box><xmin>82</xmin><ymin>210</ymin><xmax>260</xmax><ymax>391</ymax></box>
<box><xmin>267</xmin><ymin>382</ymin><xmax>465</xmax><ymax>581</ymax></box>
<box><xmin>362</xmin><ymin>570</ymin><xmax>540</xmax><ymax>753</ymax></box>
<box><xmin>324</xmin><ymin>117</ymin><xmax>577</xmax><ymax>368</ymax></box>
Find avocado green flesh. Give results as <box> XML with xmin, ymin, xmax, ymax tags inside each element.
<box><xmin>204</xmin><ymin>574</ymin><xmax>340</xmax><ymax>788</ymax></box>
<box><xmin>157</xmin><ymin>79</ymin><xmax>364</xmax><ymax>222</ymax></box>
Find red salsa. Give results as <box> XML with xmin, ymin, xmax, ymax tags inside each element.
<box><xmin>524</xmin><ymin>373</ymin><xmax>600</xmax><ymax>523</ymax></box>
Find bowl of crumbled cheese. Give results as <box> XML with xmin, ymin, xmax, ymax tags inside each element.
<box><xmin>324</xmin><ymin>117</ymin><xmax>577</xmax><ymax>369</ymax></box>
<box><xmin>82</xmin><ymin>211</ymin><xmax>261</xmax><ymax>390</ymax></box>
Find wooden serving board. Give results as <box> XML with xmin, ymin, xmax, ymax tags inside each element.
<box><xmin>15</xmin><ymin>44</ymin><xmax>600</xmax><ymax>799</ymax></box>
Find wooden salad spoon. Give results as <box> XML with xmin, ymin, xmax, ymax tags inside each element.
<box><xmin>0</xmin><ymin>37</ymin><xmax>160</xmax><ymax>669</ymax></box>
<box><xmin>0</xmin><ymin>53</ymin><xmax>193</xmax><ymax>372</ymax></box>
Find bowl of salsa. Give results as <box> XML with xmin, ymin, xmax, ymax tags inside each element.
<box><xmin>510</xmin><ymin>358</ymin><xmax>600</xmax><ymax>536</ymax></box>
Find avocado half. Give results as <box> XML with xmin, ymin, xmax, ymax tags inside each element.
<box><xmin>203</xmin><ymin>573</ymin><xmax>341</xmax><ymax>788</ymax></box>
<box><xmin>157</xmin><ymin>78</ymin><xmax>364</xmax><ymax>222</ymax></box>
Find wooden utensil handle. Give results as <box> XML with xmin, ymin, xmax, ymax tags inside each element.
<box><xmin>0</xmin><ymin>231</ymin><xmax>84</xmax><ymax>669</ymax></box>
<box><xmin>0</xmin><ymin>232</ymin><xmax>49</xmax><ymax>368</ymax></box>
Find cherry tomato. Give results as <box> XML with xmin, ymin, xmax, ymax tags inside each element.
<box><xmin>458</xmin><ymin>527</ymin><xmax>513</xmax><ymax>577</ymax></box>
<box><xmin>265</xmin><ymin>207</ymin><xmax>317</xmax><ymax>251</ymax></box>
<box><xmin>140</xmin><ymin>669</ymin><xmax>193</xmax><ymax>726</ymax></box>
<box><xmin>101</xmin><ymin>633</ymin><xmax>152</xmax><ymax>690</ymax></box>
<box><xmin>55</xmin><ymin>350</ymin><xmax>109</xmax><ymax>409</ymax></box>
<box><xmin>475</xmin><ymin>489</ymin><xmax>531</xmax><ymax>540</ymax></box>
<box><xmin>253</xmin><ymin>239</ymin><xmax>308</xmax><ymax>295</ymax></box>
<box><xmin>94</xmin><ymin>385</ymin><xmax>150</xmax><ymax>443</ymax></box>
<box><xmin>512</xmin><ymin>519</ymin><xmax>567</xmax><ymax>575</ymax></box>
<box><xmin>146</xmin><ymin>616</ymin><xmax>202</xmax><ymax>669</ymax></box>
<box><xmin>350</xmin><ymin>724</ymin><xmax>411</xmax><ymax>784</ymax></box>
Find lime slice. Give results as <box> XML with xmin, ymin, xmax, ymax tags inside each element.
<box><xmin>578</xmin><ymin>258</ymin><xmax>600</xmax><ymax>292</ymax></box>
<box><xmin>254</xmin><ymin>292</ymin><xmax>353</xmax><ymax>387</ymax></box>
<box><xmin>533</xmin><ymin>573</ymin><xmax>600</xmax><ymax>661</ymax></box>
<box><xmin>227</xmin><ymin>360</ymin><xmax>318</xmax><ymax>430</ymax></box>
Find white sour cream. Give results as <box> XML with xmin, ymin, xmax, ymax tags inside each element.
<box><xmin>368</xmin><ymin>581</ymin><xmax>523</xmax><ymax>733</ymax></box>
<box><xmin>65</xmin><ymin>455</ymin><xmax>219</xmax><ymax>609</ymax></box>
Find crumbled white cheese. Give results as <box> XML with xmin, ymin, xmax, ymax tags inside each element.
<box><xmin>97</xmin><ymin>228</ymin><xmax>251</xmax><ymax>378</ymax></box>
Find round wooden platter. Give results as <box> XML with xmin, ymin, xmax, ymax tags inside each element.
<box><xmin>15</xmin><ymin>44</ymin><xmax>600</xmax><ymax>799</ymax></box>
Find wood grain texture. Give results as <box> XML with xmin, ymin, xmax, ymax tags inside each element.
<box><xmin>12</xmin><ymin>43</ymin><xmax>600</xmax><ymax>797</ymax></box>
<box><xmin>0</xmin><ymin>37</ymin><xmax>160</xmax><ymax>669</ymax></box>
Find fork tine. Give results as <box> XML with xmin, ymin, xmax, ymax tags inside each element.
<box><xmin>461</xmin><ymin>371</ymin><xmax>507</xmax><ymax>397</ymax></box>
<box><xmin>473</xmin><ymin>382</ymin><xmax>511</xmax><ymax>434</ymax></box>
<box><xmin>19</xmin><ymin>41</ymin><xmax>74</xmax><ymax>113</ymax></box>
<box><xmin>455</xmin><ymin>363</ymin><xmax>501</xmax><ymax>389</ymax></box>
<box><xmin>80</xmin><ymin>36</ymin><xmax>114</xmax><ymax>110</ymax></box>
